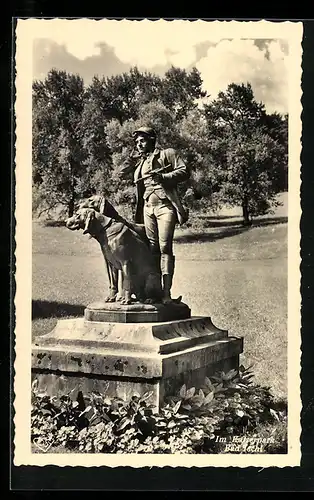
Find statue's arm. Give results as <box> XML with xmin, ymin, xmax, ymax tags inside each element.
<box><xmin>160</xmin><ymin>148</ymin><xmax>190</xmax><ymax>185</ymax></box>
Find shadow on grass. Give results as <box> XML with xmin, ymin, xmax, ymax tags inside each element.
<box><xmin>32</xmin><ymin>300</ymin><xmax>85</xmax><ymax>319</ymax></box>
<box><xmin>43</xmin><ymin>220</ymin><xmax>66</xmax><ymax>227</ymax></box>
<box><xmin>198</xmin><ymin>214</ymin><xmax>240</xmax><ymax>221</ymax></box>
<box><xmin>176</xmin><ymin>216</ymin><xmax>288</xmax><ymax>244</ymax></box>
<box><xmin>253</xmin><ymin>216</ymin><xmax>288</xmax><ymax>227</ymax></box>
<box><xmin>175</xmin><ymin>226</ymin><xmax>250</xmax><ymax>244</ymax></box>
<box><xmin>192</xmin><ymin>215</ymin><xmax>288</xmax><ymax>229</ymax></box>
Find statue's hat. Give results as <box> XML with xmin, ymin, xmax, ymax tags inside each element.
<box><xmin>132</xmin><ymin>127</ymin><xmax>157</xmax><ymax>140</ymax></box>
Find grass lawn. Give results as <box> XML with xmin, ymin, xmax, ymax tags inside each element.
<box><xmin>32</xmin><ymin>194</ymin><xmax>288</xmax><ymax>400</ymax></box>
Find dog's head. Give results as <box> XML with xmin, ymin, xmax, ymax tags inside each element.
<box><xmin>66</xmin><ymin>208</ymin><xmax>97</xmax><ymax>235</ymax></box>
<box><xmin>66</xmin><ymin>208</ymin><xmax>113</xmax><ymax>237</ymax></box>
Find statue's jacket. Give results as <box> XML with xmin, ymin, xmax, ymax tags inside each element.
<box><xmin>119</xmin><ymin>147</ymin><xmax>190</xmax><ymax>225</ymax></box>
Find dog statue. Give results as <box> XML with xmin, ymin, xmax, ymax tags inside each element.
<box><xmin>66</xmin><ymin>207</ymin><xmax>163</xmax><ymax>305</ymax></box>
<box><xmin>75</xmin><ymin>195</ymin><xmax>150</xmax><ymax>303</ymax></box>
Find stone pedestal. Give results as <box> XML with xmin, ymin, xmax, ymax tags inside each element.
<box><xmin>32</xmin><ymin>302</ymin><xmax>243</xmax><ymax>408</ymax></box>
<box><xmin>85</xmin><ymin>300</ymin><xmax>191</xmax><ymax>323</ymax></box>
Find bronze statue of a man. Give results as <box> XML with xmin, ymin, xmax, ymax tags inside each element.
<box><xmin>119</xmin><ymin>126</ymin><xmax>190</xmax><ymax>304</ymax></box>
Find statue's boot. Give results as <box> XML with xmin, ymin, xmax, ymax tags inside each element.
<box><xmin>152</xmin><ymin>252</ymin><xmax>162</xmax><ymax>279</ymax></box>
<box><xmin>142</xmin><ymin>251</ymin><xmax>162</xmax><ymax>304</ymax></box>
<box><xmin>161</xmin><ymin>254</ymin><xmax>181</xmax><ymax>305</ymax></box>
<box><xmin>152</xmin><ymin>252</ymin><xmax>163</xmax><ymax>303</ymax></box>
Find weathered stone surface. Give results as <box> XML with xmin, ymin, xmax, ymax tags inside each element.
<box><xmin>32</xmin><ymin>355</ymin><xmax>240</xmax><ymax>409</ymax></box>
<box><xmin>159</xmin><ymin>355</ymin><xmax>240</xmax><ymax>404</ymax></box>
<box><xmin>33</xmin><ymin>372</ymin><xmax>161</xmax><ymax>408</ymax></box>
<box><xmin>34</xmin><ymin>316</ymin><xmax>228</xmax><ymax>353</ymax></box>
<box><xmin>32</xmin><ymin>345</ymin><xmax>162</xmax><ymax>378</ymax></box>
<box><xmin>32</xmin><ymin>315</ymin><xmax>243</xmax><ymax>407</ymax></box>
<box><xmin>84</xmin><ymin>301</ymin><xmax>191</xmax><ymax>323</ymax></box>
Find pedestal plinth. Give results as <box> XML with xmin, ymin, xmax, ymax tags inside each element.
<box><xmin>85</xmin><ymin>300</ymin><xmax>191</xmax><ymax>323</ymax></box>
<box><xmin>32</xmin><ymin>302</ymin><xmax>243</xmax><ymax>407</ymax></box>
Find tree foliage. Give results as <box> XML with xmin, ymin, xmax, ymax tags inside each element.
<box><xmin>32</xmin><ymin>69</ymin><xmax>86</xmax><ymax>217</ymax></box>
<box><xmin>160</xmin><ymin>66</ymin><xmax>207</xmax><ymax>120</ymax></box>
<box><xmin>203</xmin><ymin>83</ymin><xmax>287</xmax><ymax>223</ymax></box>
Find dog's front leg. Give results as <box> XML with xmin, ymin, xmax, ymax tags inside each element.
<box><xmin>104</xmin><ymin>259</ymin><xmax>119</xmax><ymax>302</ymax></box>
<box><xmin>115</xmin><ymin>271</ymin><xmax>124</xmax><ymax>302</ymax></box>
<box><xmin>120</xmin><ymin>262</ymin><xmax>132</xmax><ymax>305</ymax></box>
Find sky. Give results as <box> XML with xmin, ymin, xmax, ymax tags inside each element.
<box><xmin>32</xmin><ymin>20</ymin><xmax>289</xmax><ymax>115</ymax></box>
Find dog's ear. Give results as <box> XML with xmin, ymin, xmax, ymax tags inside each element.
<box><xmin>82</xmin><ymin>210</ymin><xmax>95</xmax><ymax>234</ymax></box>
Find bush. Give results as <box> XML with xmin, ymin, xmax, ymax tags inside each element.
<box><xmin>31</xmin><ymin>366</ymin><xmax>287</xmax><ymax>454</ymax></box>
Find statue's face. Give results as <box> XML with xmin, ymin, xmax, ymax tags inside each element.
<box><xmin>135</xmin><ymin>134</ymin><xmax>153</xmax><ymax>155</ymax></box>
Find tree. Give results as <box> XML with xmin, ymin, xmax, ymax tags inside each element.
<box><xmin>220</xmin><ymin>129</ymin><xmax>284</xmax><ymax>224</ymax></box>
<box><xmin>97</xmin><ymin>66</ymin><xmax>206</xmax><ymax>125</ymax></box>
<box><xmin>261</xmin><ymin>112</ymin><xmax>288</xmax><ymax>192</ymax></box>
<box><xmin>32</xmin><ymin>69</ymin><xmax>86</xmax><ymax>217</ymax></box>
<box><xmin>179</xmin><ymin>108</ymin><xmax>226</xmax><ymax>211</ymax></box>
<box><xmin>204</xmin><ymin>83</ymin><xmax>286</xmax><ymax>224</ymax></box>
<box><xmin>79</xmin><ymin>78</ymin><xmax>114</xmax><ymax>198</ymax></box>
<box><xmin>160</xmin><ymin>66</ymin><xmax>207</xmax><ymax>120</ymax></box>
<box><xmin>90</xmin><ymin>68</ymin><xmax>162</xmax><ymax>125</ymax></box>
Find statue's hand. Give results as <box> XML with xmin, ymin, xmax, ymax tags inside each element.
<box><xmin>151</xmin><ymin>172</ymin><xmax>163</xmax><ymax>183</ymax></box>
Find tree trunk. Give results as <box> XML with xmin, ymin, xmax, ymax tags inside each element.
<box><xmin>242</xmin><ymin>200</ymin><xmax>251</xmax><ymax>226</ymax></box>
<box><xmin>68</xmin><ymin>198</ymin><xmax>75</xmax><ymax>218</ymax></box>
<box><xmin>68</xmin><ymin>161</ymin><xmax>76</xmax><ymax>218</ymax></box>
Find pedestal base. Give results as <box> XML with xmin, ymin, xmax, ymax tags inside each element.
<box><xmin>84</xmin><ymin>300</ymin><xmax>191</xmax><ymax>323</ymax></box>
<box><xmin>32</xmin><ymin>315</ymin><xmax>243</xmax><ymax>407</ymax></box>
